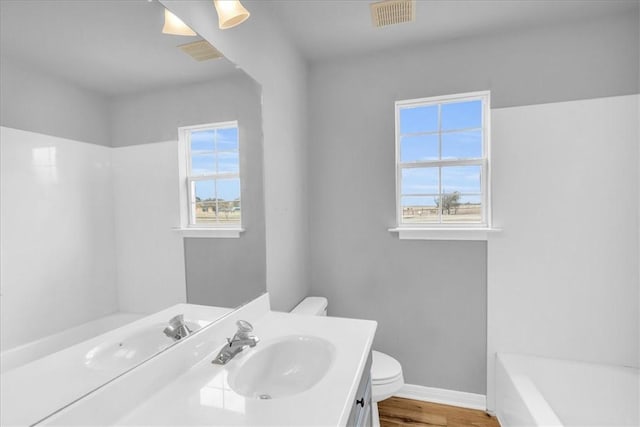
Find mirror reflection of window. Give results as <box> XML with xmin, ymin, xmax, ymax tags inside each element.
<box><xmin>181</xmin><ymin>122</ymin><xmax>242</xmax><ymax>227</ymax></box>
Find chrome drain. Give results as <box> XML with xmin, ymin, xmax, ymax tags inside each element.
<box><xmin>258</xmin><ymin>394</ymin><xmax>272</xmax><ymax>400</ymax></box>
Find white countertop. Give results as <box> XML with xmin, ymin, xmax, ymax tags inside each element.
<box><xmin>1</xmin><ymin>304</ymin><xmax>232</xmax><ymax>426</ymax></box>
<box><xmin>114</xmin><ymin>311</ymin><xmax>377</xmax><ymax>426</ymax></box>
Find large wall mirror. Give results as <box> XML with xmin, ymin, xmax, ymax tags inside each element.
<box><xmin>0</xmin><ymin>0</ymin><xmax>266</xmax><ymax>424</ymax></box>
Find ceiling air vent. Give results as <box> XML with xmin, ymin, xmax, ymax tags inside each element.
<box><xmin>370</xmin><ymin>0</ymin><xmax>416</xmax><ymax>28</ymax></box>
<box><xmin>178</xmin><ymin>40</ymin><xmax>223</xmax><ymax>62</ymax></box>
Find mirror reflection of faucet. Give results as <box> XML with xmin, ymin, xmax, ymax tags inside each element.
<box><xmin>212</xmin><ymin>320</ymin><xmax>259</xmax><ymax>365</ymax></box>
<box><xmin>163</xmin><ymin>314</ymin><xmax>192</xmax><ymax>341</ymax></box>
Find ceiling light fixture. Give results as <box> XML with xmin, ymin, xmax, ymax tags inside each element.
<box><xmin>213</xmin><ymin>0</ymin><xmax>250</xmax><ymax>30</ymax></box>
<box><xmin>162</xmin><ymin>8</ymin><xmax>197</xmax><ymax>36</ymax></box>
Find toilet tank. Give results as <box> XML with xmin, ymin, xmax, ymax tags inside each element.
<box><xmin>291</xmin><ymin>297</ymin><xmax>328</xmax><ymax>316</ymax></box>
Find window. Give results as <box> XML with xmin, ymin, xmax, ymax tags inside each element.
<box><xmin>395</xmin><ymin>91</ymin><xmax>490</xmax><ymax>229</ymax></box>
<box><xmin>178</xmin><ymin>121</ymin><xmax>242</xmax><ymax>232</ymax></box>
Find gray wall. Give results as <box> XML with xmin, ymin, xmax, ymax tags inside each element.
<box><xmin>0</xmin><ymin>56</ymin><xmax>111</xmax><ymax>146</ymax></box>
<box><xmin>307</xmin><ymin>12</ymin><xmax>639</xmax><ymax>394</ymax></box>
<box><xmin>110</xmin><ymin>73</ymin><xmax>266</xmax><ymax>308</ymax></box>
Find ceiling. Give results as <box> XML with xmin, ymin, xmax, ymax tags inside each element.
<box><xmin>1</xmin><ymin>0</ymin><xmax>636</xmax><ymax>94</ymax></box>
<box><xmin>258</xmin><ymin>0</ymin><xmax>639</xmax><ymax>61</ymax></box>
<box><xmin>0</xmin><ymin>0</ymin><xmax>238</xmax><ymax>96</ymax></box>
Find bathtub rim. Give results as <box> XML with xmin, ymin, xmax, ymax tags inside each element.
<box><xmin>495</xmin><ymin>352</ymin><xmax>640</xmax><ymax>427</ymax></box>
<box><xmin>496</xmin><ymin>352</ymin><xmax>563</xmax><ymax>427</ymax></box>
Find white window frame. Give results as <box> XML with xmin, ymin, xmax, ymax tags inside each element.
<box><xmin>176</xmin><ymin>121</ymin><xmax>244</xmax><ymax>238</ymax></box>
<box><xmin>390</xmin><ymin>91</ymin><xmax>496</xmax><ymax>240</ymax></box>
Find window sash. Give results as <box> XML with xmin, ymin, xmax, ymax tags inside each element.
<box><xmin>395</xmin><ymin>91</ymin><xmax>490</xmax><ymax>228</ymax></box>
<box><xmin>398</xmin><ymin>161</ymin><xmax>487</xmax><ymax>225</ymax></box>
<box><xmin>187</xmin><ymin>177</ymin><xmax>241</xmax><ymax>227</ymax></box>
<box><xmin>399</xmin><ymin>158</ymin><xmax>485</xmax><ymax>168</ymax></box>
<box><xmin>399</xmin><ymin>126</ymin><xmax>483</xmax><ymax>138</ymax></box>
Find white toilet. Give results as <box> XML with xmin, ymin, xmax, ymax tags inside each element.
<box><xmin>291</xmin><ymin>297</ymin><xmax>404</xmax><ymax>426</ymax></box>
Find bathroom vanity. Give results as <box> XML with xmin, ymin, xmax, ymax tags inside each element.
<box><xmin>31</xmin><ymin>294</ymin><xmax>376</xmax><ymax>426</ymax></box>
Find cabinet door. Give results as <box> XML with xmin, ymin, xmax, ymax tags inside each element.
<box><xmin>347</xmin><ymin>351</ymin><xmax>372</xmax><ymax>426</ymax></box>
<box><xmin>355</xmin><ymin>376</ymin><xmax>372</xmax><ymax>427</ymax></box>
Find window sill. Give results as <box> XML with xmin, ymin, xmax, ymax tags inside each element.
<box><xmin>172</xmin><ymin>227</ymin><xmax>245</xmax><ymax>238</ymax></box>
<box><xmin>388</xmin><ymin>227</ymin><xmax>501</xmax><ymax>241</ymax></box>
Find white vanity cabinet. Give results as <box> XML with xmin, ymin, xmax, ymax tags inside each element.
<box><xmin>346</xmin><ymin>351</ymin><xmax>373</xmax><ymax>427</ymax></box>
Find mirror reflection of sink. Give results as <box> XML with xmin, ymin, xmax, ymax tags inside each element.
<box><xmin>84</xmin><ymin>321</ymin><xmax>199</xmax><ymax>370</ymax></box>
<box><xmin>228</xmin><ymin>335</ymin><xmax>335</xmax><ymax>399</ymax></box>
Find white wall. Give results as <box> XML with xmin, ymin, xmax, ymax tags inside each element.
<box><xmin>160</xmin><ymin>0</ymin><xmax>310</xmax><ymax>311</ymax></box>
<box><xmin>111</xmin><ymin>142</ymin><xmax>186</xmax><ymax>314</ymax></box>
<box><xmin>487</xmin><ymin>94</ymin><xmax>640</xmax><ymax>410</ymax></box>
<box><xmin>0</xmin><ymin>127</ymin><xmax>119</xmax><ymax>351</ymax></box>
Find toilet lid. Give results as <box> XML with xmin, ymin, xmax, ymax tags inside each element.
<box><xmin>371</xmin><ymin>350</ymin><xmax>402</xmax><ymax>383</ymax></box>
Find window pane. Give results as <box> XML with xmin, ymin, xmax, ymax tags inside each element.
<box><xmin>217</xmin><ymin>152</ymin><xmax>240</xmax><ymax>174</ymax></box>
<box><xmin>217</xmin><ymin>127</ymin><xmax>239</xmax><ymax>151</ymax></box>
<box><xmin>441</xmin><ymin>195</ymin><xmax>482</xmax><ymax>223</ymax></box>
<box><xmin>399</xmin><ymin>105</ymin><xmax>438</xmax><ymax>134</ymax></box>
<box><xmin>191</xmin><ymin>154</ymin><xmax>215</xmax><ymax>175</ymax></box>
<box><xmin>441</xmin><ymin>166</ymin><xmax>481</xmax><ymax>194</ymax></box>
<box><xmin>442</xmin><ymin>130</ymin><xmax>482</xmax><ymax>159</ymax></box>
<box><xmin>441</xmin><ymin>100</ymin><xmax>482</xmax><ymax>131</ymax></box>
<box><xmin>402</xmin><ymin>167</ymin><xmax>439</xmax><ymax>195</ymax></box>
<box><xmin>191</xmin><ymin>130</ymin><xmax>215</xmax><ymax>153</ymax></box>
<box><xmin>217</xmin><ymin>179</ymin><xmax>240</xmax><ymax>201</ymax></box>
<box><xmin>216</xmin><ymin>179</ymin><xmax>241</xmax><ymax>224</ymax></box>
<box><xmin>401</xmin><ymin>196</ymin><xmax>439</xmax><ymax>223</ymax></box>
<box><xmin>193</xmin><ymin>180</ymin><xmax>217</xmax><ymax>224</ymax></box>
<box><xmin>401</xmin><ymin>134</ymin><xmax>439</xmax><ymax>162</ymax></box>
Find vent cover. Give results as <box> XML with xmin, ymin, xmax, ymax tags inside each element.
<box><xmin>178</xmin><ymin>40</ymin><xmax>223</xmax><ymax>62</ymax></box>
<box><xmin>370</xmin><ymin>0</ymin><xmax>416</xmax><ymax>28</ymax></box>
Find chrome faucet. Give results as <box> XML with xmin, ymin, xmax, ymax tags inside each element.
<box><xmin>163</xmin><ymin>314</ymin><xmax>192</xmax><ymax>341</ymax></box>
<box><xmin>212</xmin><ymin>320</ymin><xmax>259</xmax><ymax>365</ymax></box>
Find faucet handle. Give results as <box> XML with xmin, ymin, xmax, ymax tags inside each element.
<box><xmin>163</xmin><ymin>326</ymin><xmax>176</xmax><ymax>339</ymax></box>
<box><xmin>168</xmin><ymin>314</ymin><xmax>185</xmax><ymax>328</ymax></box>
<box><xmin>236</xmin><ymin>320</ymin><xmax>253</xmax><ymax>333</ymax></box>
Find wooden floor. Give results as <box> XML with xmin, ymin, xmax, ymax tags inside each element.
<box><xmin>378</xmin><ymin>397</ymin><xmax>500</xmax><ymax>427</ymax></box>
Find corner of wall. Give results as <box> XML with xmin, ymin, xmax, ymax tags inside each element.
<box><xmin>159</xmin><ymin>0</ymin><xmax>312</xmax><ymax>311</ymax></box>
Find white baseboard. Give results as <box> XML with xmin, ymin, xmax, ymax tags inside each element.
<box><xmin>394</xmin><ymin>384</ymin><xmax>486</xmax><ymax>411</ymax></box>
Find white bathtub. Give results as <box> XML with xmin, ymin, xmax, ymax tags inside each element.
<box><xmin>496</xmin><ymin>353</ymin><xmax>639</xmax><ymax>427</ymax></box>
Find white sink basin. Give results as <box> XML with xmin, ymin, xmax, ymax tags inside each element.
<box><xmin>228</xmin><ymin>335</ymin><xmax>335</xmax><ymax>399</ymax></box>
